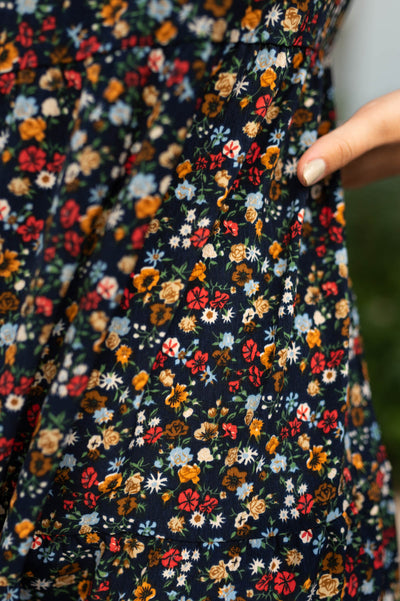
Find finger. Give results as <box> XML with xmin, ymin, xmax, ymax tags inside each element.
<box><xmin>341</xmin><ymin>142</ymin><xmax>400</xmax><ymax>189</ymax></box>
<box><xmin>297</xmin><ymin>90</ymin><xmax>400</xmax><ymax>186</ymax></box>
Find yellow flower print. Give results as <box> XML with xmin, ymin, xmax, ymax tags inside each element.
<box><xmin>176</xmin><ymin>159</ymin><xmax>192</xmax><ymax>178</ymax></box>
<box><xmin>241</xmin><ymin>7</ymin><xmax>262</xmax><ymax>30</ymax></box>
<box><xmin>249</xmin><ymin>418</ymin><xmax>263</xmax><ymax>439</ymax></box>
<box><xmin>189</xmin><ymin>261</ymin><xmax>207</xmax><ymax>282</ymax></box>
<box><xmin>0</xmin><ymin>38</ymin><xmax>18</xmax><ymax>73</ymax></box>
<box><xmin>260</xmin><ymin>343</ymin><xmax>275</xmax><ymax>370</ymax></box>
<box><xmin>178</xmin><ymin>464</ymin><xmax>201</xmax><ymax>484</ymax></box>
<box><xmin>101</xmin><ymin>0</ymin><xmax>128</xmax><ymax>26</ymax></box>
<box><xmin>132</xmin><ymin>370</ymin><xmax>149</xmax><ymax>391</ymax></box>
<box><xmin>307</xmin><ymin>445</ymin><xmax>328</xmax><ymax>471</ymax></box>
<box><xmin>260</xmin><ymin>68</ymin><xmax>277</xmax><ymax>89</ymax></box>
<box><xmin>265</xmin><ymin>435</ymin><xmax>280</xmax><ymax>455</ymax></box>
<box><xmin>204</xmin><ymin>0</ymin><xmax>232</xmax><ymax>18</ymax></box>
<box><xmin>306</xmin><ymin>328</ymin><xmax>321</xmax><ymax>349</ymax></box>
<box><xmin>77</xmin><ymin>579</ymin><xmax>92</xmax><ymax>601</ymax></box>
<box><xmin>133</xmin><ymin>267</ymin><xmax>160</xmax><ymax>293</ymax></box>
<box><xmin>201</xmin><ymin>93</ymin><xmax>224</xmax><ymax>118</ymax></box>
<box><xmin>98</xmin><ymin>472</ymin><xmax>123</xmax><ymax>496</ymax></box>
<box><xmin>103</xmin><ymin>78</ymin><xmax>125</xmax><ymax>102</ymax></box>
<box><xmin>261</xmin><ymin>146</ymin><xmax>280</xmax><ymax>169</ymax></box>
<box><xmin>0</xmin><ymin>249</ymin><xmax>20</xmax><ymax>278</ymax></box>
<box><xmin>19</xmin><ymin>117</ymin><xmax>47</xmax><ymax>142</ymax></box>
<box><xmin>134</xmin><ymin>195</ymin><xmax>161</xmax><ymax>219</ymax></box>
<box><xmin>115</xmin><ymin>344</ymin><xmax>132</xmax><ymax>365</ymax></box>
<box><xmin>165</xmin><ymin>383</ymin><xmax>188</xmax><ymax>409</ymax></box>
<box><xmin>14</xmin><ymin>519</ymin><xmax>34</xmax><ymax>539</ymax></box>
<box><xmin>133</xmin><ymin>581</ymin><xmax>156</xmax><ymax>601</ymax></box>
<box><xmin>269</xmin><ymin>240</ymin><xmax>282</xmax><ymax>259</ymax></box>
<box><xmin>155</xmin><ymin>21</ymin><xmax>178</xmax><ymax>44</ymax></box>
<box><xmin>149</xmin><ymin>303</ymin><xmax>173</xmax><ymax>326</ymax></box>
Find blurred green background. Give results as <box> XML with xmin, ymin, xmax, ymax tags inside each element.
<box><xmin>332</xmin><ymin>0</ymin><xmax>400</xmax><ymax>486</ymax></box>
<box><xmin>345</xmin><ymin>179</ymin><xmax>400</xmax><ymax>487</ymax></box>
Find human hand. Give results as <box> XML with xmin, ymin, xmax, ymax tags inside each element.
<box><xmin>297</xmin><ymin>90</ymin><xmax>400</xmax><ymax>188</ymax></box>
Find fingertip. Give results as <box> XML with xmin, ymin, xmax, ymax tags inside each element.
<box><xmin>300</xmin><ymin>158</ymin><xmax>326</xmax><ymax>187</ymax></box>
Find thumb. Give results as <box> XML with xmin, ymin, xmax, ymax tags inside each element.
<box><xmin>297</xmin><ymin>90</ymin><xmax>400</xmax><ymax>186</ymax></box>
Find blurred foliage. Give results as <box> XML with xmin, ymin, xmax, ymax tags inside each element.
<box><xmin>345</xmin><ymin>176</ymin><xmax>400</xmax><ymax>487</ymax></box>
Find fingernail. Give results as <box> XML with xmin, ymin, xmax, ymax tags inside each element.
<box><xmin>302</xmin><ymin>158</ymin><xmax>326</xmax><ymax>186</ymax></box>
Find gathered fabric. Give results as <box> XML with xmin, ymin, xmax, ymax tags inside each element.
<box><xmin>0</xmin><ymin>0</ymin><xmax>398</xmax><ymax>599</ymax></box>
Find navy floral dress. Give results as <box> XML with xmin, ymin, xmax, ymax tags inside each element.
<box><xmin>0</xmin><ymin>0</ymin><xmax>398</xmax><ymax>599</ymax></box>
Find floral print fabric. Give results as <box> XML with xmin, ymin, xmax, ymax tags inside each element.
<box><xmin>0</xmin><ymin>0</ymin><xmax>398</xmax><ymax>599</ymax></box>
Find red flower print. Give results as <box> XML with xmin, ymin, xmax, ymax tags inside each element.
<box><xmin>310</xmin><ymin>352</ymin><xmax>325</xmax><ymax>374</ymax></box>
<box><xmin>327</xmin><ymin>349</ymin><xmax>344</xmax><ymax>367</ymax></box>
<box><xmin>67</xmin><ymin>375</ymin><xmax>89</xmax><ymax>396</ymax></box>
<box><xmin>15</xmin><ymin>376</ymin><xmax>34</xmax><ymax>396</ymax></box>
<box><xmin>186</xmin><ymin>350</ymin><xmax>208</xmax><ymax>374</ymax></box>
<box><xmin>199</xmin><ymin>495</ymin><xmax>218</xmax><ymax>514</ymax></box>
<box><xmin>84</xmin><ymin>491</ymin><xmax>98</xmax><ymax>508</ymax></box>
<box><xmin>288</xmin><ymin>418</ymin><xmax>302</xmax><ymax>436</ymax></box>
<box><xmin>347</xmin><ymin>573</ymin><xmax>358</xmax><ymax>597</ymax></box>
<box><xmin>76</xmin><ymin>36</ymin><xmax>101</xmax><ymax>61</ymax></box>
<box><xmin>152</xmin><ymin>351</ymin><xmax>168</xmax><ymax>370</ymax></box>
<box><xmin>242</xmin><ymin>339</ymin><xmax>258</xmax><ymax>363</ymax></box>
<box><xmin>121</xmin><ymin>287</ymin><xmax>135</xmax><ymax>310</ymax></box>
<box><xmin>186</xmin><ymin>286</ymin><xmax>209</xmax><ymax>310</ymax></box>
<box><xmin>18</xmin><ymin>146</ymin><xmax>46</xmax><ymax>172</ymax></box>
<box><xmin>0</xmin><ymin>371</ymin><xmax>14</xmax><ymax>395</ymax></box>
<box><xmin>317</xmin><ymin>409</ymin><xmax>338</xmax><ymax>434</ymax></box>
<box><xmin>166</xmin><ymin>58</ymin><xmax>189</xmax><ymax>87</ymax></box>
<box><xmin>245</xmin><ymin>142</ymin><xmax>261</xmax><ymax>164</ymax></box>
<box><xmin>319</xmin><ymin>206</ymin><xmax>333</xmax><ymax>228</ymax></box>
<box><xmin>26</xmin><ymin>403</ymin><xmax>40</xmax><ymax>428</ymax></box>
<box><xmin>143</xmin><ymin>426</ymin><xmax>163</xmax><ymax>444</ymax></box>
<box><xmin>0</xmin><ymin>437</ymin><xmax>14</xmax><ymax>462</ymax></box>
<box><xmin>110</xmin><ymin>537</ymin><xmax>121</xmax><ymax>553</ymax></box>
<box><xmin>19</xmin><ymin>50</ymin><xmax>38</xmax><ymax>69</ymax></box>
<box><xmin>161</xmin><ymin>548</ymin><xmax>182</xmax><ymax>568</ymax></box>
<box><xmin>223</xmin><ymin>220</ymin><xmax>238</xmax><ymax>236</ymax></box>
<box><xmin>322</xmin><ymin>281</ymin><xmax>338</xmax><ymax>296</ymax></box>
<box><xmin>195</xmin><ymin>156</ymin><xmax>208</xmax><ymax>170</ymax></box>
<box><xmin>210</xmin><ymin>291</ymin><xmax>229</xmax><ymax>309</ymax></box>
<box><xmin>329</xmin><ymin>225</ymin><xmax>343</xmax><ymax>243</ymax></box>
<box><xmin>17</xmin><ymin>215</ymin><xmax>44</xmax><ymax>242</ymax></box>
<box><xmin>65</xmin><ymin>70</ymin><xmax>82</xmax><ymax>89</ymax></box>
<box><xmin>255</xmin><ymin>574</ymin><xmax>273</xmax><ymax>591</ymax></box>
<box><xmin>209</xmin><ymin>152</ymin><xmax>226</xmax><ymax>169</ymax></box>
<box><xmin>64</xmin><ymin>230</ymin><xmax>84</xmax><ymax>257</ymax></box>
<box><xmin>228</xmin><ymin>379</ymin><xmax>240</xmax><ymax>393</ymax></box>
<box><xmin>16</xmin><ymin>22</ymin><xmax>34</xmax><ymax>47</ymax></box>
<box><xmin>81</xmin><ymin>467</ymin><xmax>99</xmax><ymax>489</ymax></box>
<box><xmin>41</xmin><ymin>15</ymin><xmax>56</xmax><ymax>31</ymax></box>
<box><xmin>255</xmin><ymin>94</ymin><xmax>272</xmax><ymax>118</ymax></box>
<box><xmin>297</xmin><ymin>493</ymin><xmax>314</xmax><ymax>514</ymax></box>
<box><xmin>274</xmin><ymin>571</ymin><xmax>296</xmax><ymax>595</ymax></box>
<box><xmin>0</xmin><ymin>72</ymin><xmax>16</xmax><ymax>94</ymax></box>
<box><xmin>79</xmin><ymin>291</ymin><xmax>102</xmax><ymax>311</ymax></box>
<box><xmin>190</xmin><ymin>228</ymin><xmax>210</xmax><ymax>248</ymax></box>
<box><xmin>47</xmin><ymin>152</ymin><xmax>66</xmax><ymax>172</ymax></box>
<box><xmin>177</xmin><ymin>488</ymin><xmax>199</xmax><ymax>512</ymax></box>
<box><xmin>131</xmin><ymin>224</ymin><xmax>149</xmax><ymax>249</ymax></box>
<box><xmin>249</xmin><ymin>364</ymin><xmax>263</xmax><ymax>387</ymax></box>
<box><xmin>248</xmin><ymin>166</ymin><xmax>262</xmax><ymax>185</ymax></box>
<box><xmin>222</xmin><ymin>423</ymin><xmax>237</xmax><ymax>439</ymax></box>
<box><xmin>35</xmin><ymin>296</ymin><xmax>53</xmax><ymax>317</ymax></box>
<box><xmin>60</xmin><ymin>199</ymin><xmax>80</xmax><ymax>229</ymax></box>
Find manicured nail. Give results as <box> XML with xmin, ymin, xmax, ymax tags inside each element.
<box><xmin>302</xmin><ymin>158</ymin><xmax>326</xmax><ymax>186</ymax></box>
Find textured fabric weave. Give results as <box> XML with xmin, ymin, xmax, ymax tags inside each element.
<box><xmin>0</xmin><ymin>0</ymin><xmax>398</xmax><ymax>599</ymax></box>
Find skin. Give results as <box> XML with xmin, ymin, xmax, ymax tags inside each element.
<box><xmin>297</xmin><ymin>89</ymin><xmax>400</xmax><ymax>188</ymax></box>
